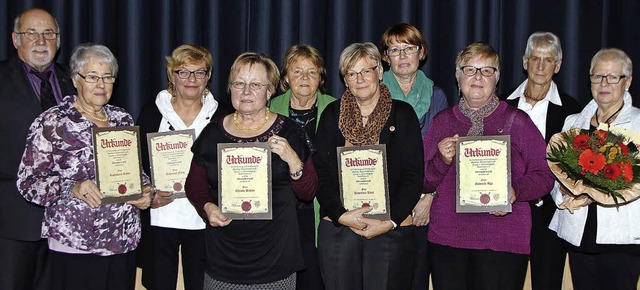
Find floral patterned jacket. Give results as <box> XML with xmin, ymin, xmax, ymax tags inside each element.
<box><xmin>17</xmin><ymin>95</ymin><xmax>149</xmax><ymax>256</ymax></box>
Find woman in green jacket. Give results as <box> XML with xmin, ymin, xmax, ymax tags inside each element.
<box><xmin>270</xmin><ymin>44</ymin><xmax>335</xmax><ymax>290</ymax></box>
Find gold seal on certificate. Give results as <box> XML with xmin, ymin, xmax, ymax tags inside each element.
<box><xmin>337</xmin><ymin>144</ymin><xmax>390</xmax><ymax>220</ymax></box>
<box><xmin>217</xmin><ymin>143</ymin><xmax>272</xmax><ymax>220</ymax></box>
<box><xmin>93</xmin><ymin>126</ymin><xmax>144</xmax><ymax>204</ymax></box>
<box><xmin>456</xmin><ymin>135</ymin><xmax>512</xmax><ymax>213</ymax></box>
<box><xmin>147</xmin><ymin>129</ymin><xmax>195</xmax><ymax>199</ymax></box>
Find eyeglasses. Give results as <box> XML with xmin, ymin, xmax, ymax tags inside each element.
<box><xmin>590</xmin><ymin>74</ymin><xmax>626</xmax><ymax>84</ymax></box>
<box><xmin>15</xmin><ymin>31</ymin><xmax>59</xmax><ymax>41</ymax></box>
<box><xmin>174</xmin><ymin>69</ymin><xmax>208</xmax><ymax>79</ymax></box>
<box><xmin>459</xmin><ymin>66</ymin><xmax>498</xmax><ymax>77</ymax></box>
<box><xmin>345</xmin><ymin>65</ymin><xmax>378</xmax><ymax>81</ymax></box>
<box><xmin>386</xmin><ymin>45</ymin><xmax>420</xmax><ymax>57</ymax></box>
<box><xmin>77</xmin><ymin>73</ymin><xmax>116</xmax><ymax>84</ymax></box>
<box><xmin>230</xmin><ymin>81</ymin><xmax>268</xmax><ymax>91</ymax></box>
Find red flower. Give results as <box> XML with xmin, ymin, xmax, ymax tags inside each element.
<box><xmin>620</xmin><ymin>161</ymin><xmax>634</xmax><ymax>182</ymax></box>
<box><xmin>603</xmin><ymin>163</ymin><xmax>622</xmax><ymax>180</ymax></box>
<box><xmin>618</xmin><ymin>142</ymin><xmax>629</xmax><ymax>155</ymax></box>
<box><xmin>573</xmin><ymin>134</ymin><xmax>591</xmax><ymax>150</ymax></box>
<box><xmin>594</xmin><ymin>130</ymin><xmax>608</xmax><ymax>145</ymax></box>
<box><xmin>578</xmin><ymin>149</ymin><xmax>607</xmax><ymax>175</ymax></box>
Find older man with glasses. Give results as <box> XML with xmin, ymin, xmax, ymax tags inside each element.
<box><xmin>0</xmin><ymin>8</ymin><xmax>76</xmax><ymax>290</ymax></box>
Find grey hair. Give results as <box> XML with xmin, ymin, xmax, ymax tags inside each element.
<box><xmin>70</xmin><ymin>43</ymin><xmax>119</xmax><ymax>78</ymax></box>
<box><xmin>13</xmin><ymin>9</ymin><xmax>61</xmax><ymax>49</ymax></box>
<box><xmin>339</xmin><ymin>42</ymin><xmax>381</xmax><ymax>76</ymax></box>
<box><xmin>524</xmin><ymin>32</ymin><xmax>562</xmax><ymax>61</ymax></box>
<box><xmin>589</xmin><ymin>48</ymin><xmax>633</xmax><ymax>76</ymax></box>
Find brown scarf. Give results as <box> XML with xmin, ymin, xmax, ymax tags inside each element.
<box><xmin>338</xmin><ymin>83</ymin><xmax>393</xmax><ymax>146</ymax></box>
<box><xmin>458</xmin><ymin>94</ymin><xmax>499</xmax><ymax>136</ymax></box>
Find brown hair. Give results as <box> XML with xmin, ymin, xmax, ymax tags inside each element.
<box><xmin>380</xmin><ymin>23</ymin><xmax>428</xmax><ymax>62</ymax></box>
<box><xmin>279</xmin><ymin>44</ymin><xmax>327</xmax><ymax>93</ymax></box>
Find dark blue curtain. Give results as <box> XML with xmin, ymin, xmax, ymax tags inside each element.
<box><xmin>2</xmin><ymin>0</ymin><xmax>639</xmax><ymax>118</ymax></box>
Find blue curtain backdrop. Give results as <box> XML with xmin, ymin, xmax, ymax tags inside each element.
<box><xmin>1</xmin><ymin>0</ymin><xmax>639</xmax><ymax>118</ymax></box>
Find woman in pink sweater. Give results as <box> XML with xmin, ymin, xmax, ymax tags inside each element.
<box><xmin>423</xmin><ymin>42</ymin><xmax>554</xmax><ymax>290</ymax></box>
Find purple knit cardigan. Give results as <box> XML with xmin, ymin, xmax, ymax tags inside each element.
<box><xmin>423</xmin><ymin>102</ymin><xmax>554</xmax><ymax>254</ymax></box>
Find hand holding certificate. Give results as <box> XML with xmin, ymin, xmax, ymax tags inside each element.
<box><xmin>456</xmin><ymin>135</ymin><xmax>512</xmax><ymax>213</ymax></box>
<box><xmin>217</xmin><ymin>143</ymin><xmax>272</xmax><ymax>220</ymax></box>
<box><xmin>337</xmin><ymin>145</ymin><xmax>391</xmax><ymax>220</ymax></box>
<box><xmin>93</xmin><ymin>126</ymin><xmax>144</xmax><ymax>204</ymax></box>
<box><xmin>147</xmin><ymin>129</ymin><xmax>196</xmax><ymax>199</ymax></box>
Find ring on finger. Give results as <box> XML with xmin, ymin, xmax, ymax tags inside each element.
<box><xmin>83</xmin><ymin>193</ymin><xmax>88</xmax><ymax>197</ymax></box>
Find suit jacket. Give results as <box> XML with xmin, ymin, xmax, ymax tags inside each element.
<box><xmin>500</xmin><ymin>88</ymin><xmax>581</xmax><ymax>142</ymax></box>
<box><xmin>0</xmin><ymin>56</ymin><xmax>76</xmax><ymax>241</ymax></box>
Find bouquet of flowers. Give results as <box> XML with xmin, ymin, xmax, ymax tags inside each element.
<box><xmin>547</xmin><ymin>128</ymin><xmax>640</xmax><ymax>206</ymax></box>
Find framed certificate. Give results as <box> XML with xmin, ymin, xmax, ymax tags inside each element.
<box><xmin>456</xmin><ymin>135</ymin><xmax>512</xmax><ymax>213</ymax></box>
<box><xmin>146</xmin><ymin>129</ymin><xmax>195</xmax><ymax>199</ymax></box>
<box><xmin>217</xmin><ymin>143</ymin><xmax>272</xmax><ymax>220</ymax></box>
<box><xmin>93</xmin><ymin>126</ymin><xmax>144</xmax><ymax>204</ymax></box>
<box><xmin>337</xmin><ymin>144</ymin><xmax>390</xmax><ymax>220</ymax></box>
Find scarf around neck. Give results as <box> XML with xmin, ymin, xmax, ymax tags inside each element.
<box><xmin>338</xmin><ymin>83</ymin><xmax>393</xmax><ymax>146</ymax></box>
<box><xmin>458</xmin><ymin>94</ymin><xmax>499</xmax><ymax>136</ymax></box>
<box><xmin>383</xmin><ymin>70</ymin><xmax>433</xmax><ymax>119</ymax></box>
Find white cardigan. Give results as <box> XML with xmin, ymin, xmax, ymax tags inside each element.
<box><xmin>549</xmin><ymin>92</ymin><xmax>640</xmax><ymax>246</ymax></box>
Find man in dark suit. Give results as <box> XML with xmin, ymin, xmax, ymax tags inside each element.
<box><xmin>0</xmin><ymin>8</ymin><xmax>76</xmax><ymax>290</ymax></box>
<box><xmin>500</xmin><ymin>32</ymin><xmax>581</xmax><ymax>290</ymax></box>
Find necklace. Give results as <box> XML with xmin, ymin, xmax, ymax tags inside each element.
<box><xmin>595</xmin><ymin>103</ymin><xmax>624</xmax><ymax>126</ymax></box>
<box><xmin>77</xmin><ymin>105</ymin><xmax>108</xmax><ymax>122</ymax></box>
<box><xmin>233</xmin><ymin>108</ymin><xmax>270</xmax><ymax>132</ymax></box>
<box><xmin>523</xmin><ymin>88</ymin><xmax>545</xmax><ymax>102</ymax></box>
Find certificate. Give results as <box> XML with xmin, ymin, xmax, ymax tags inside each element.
<box><xmin>456</xmin><ymin>135</ymin><xmax>512</xmax><ymax>213</ymax></box>
<box><xmin>93</xmin><ymin>126</ymin><xmax>143</xmax><ymax>204</ymax></box>
<box><xmin>337</xmin><ymin>144</ymin><xmax>390</xmax><ymax>220</ymax></box>
<box><xmin>217</xmin><ymin>143</ymin><xmax>272</xmax><ymax>220</ymax></box>
<box><xmin>146</xmin><ymin>129</ymin><xmax>195</xmax><ymax>199</ymax></box>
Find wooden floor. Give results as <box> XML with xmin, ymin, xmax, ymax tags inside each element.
<box><xmin>134</xmin><ymin>253</ymin><xmax>638</xmax><ymax>290</ymax></box>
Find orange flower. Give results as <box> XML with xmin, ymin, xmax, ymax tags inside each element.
<box><xmin>573</xmin><ymin>134</ymin><xmax>591</xmax><ymax>150</ymax></box>
<box><xmin>594</xmin><ymin>130</ymin><xmax>608</xmax><ymax>145</ymax></box>
<box><xmin>603</xmin><ymin>163</ymin><xmax>622</xmax><ymax>180</ymax></box>
<box><xmin>620</xmin><ymin>161</ymin><xmax>634</xmax><ymax>182</ymax></box>
<box><xmin>578</xmin><ymin>149</ymin><xmax>606</xmax><ymax>175</ymax></box>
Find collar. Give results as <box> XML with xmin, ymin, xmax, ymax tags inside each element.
<box><xmin>506</xmin><ymin>79</ymin><xmax>562</xmax><ymax>106</ymax></box>
<box><xmin>155</xmin><ymin>90</ymin><xmax>219</xmax><ymax>131</ymax></box>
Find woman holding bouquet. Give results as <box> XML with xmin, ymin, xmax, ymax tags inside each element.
<box><xmin>549</xmin><ymin>48</ymin><xmax>640</xmax><ymax>290</ymax></box>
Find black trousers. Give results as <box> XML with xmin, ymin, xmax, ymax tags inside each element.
<box><xmin>0</xmin><ymin>237</ymin><xmax>49</xmax><ymax>290</ymax></box>
<box><xmin>569</xmin><ymin>249</ymin><xmax>640</xmax><ymax>290</ymax></box>
<box><xmin>295</xmin><ymin>201</ymin><xmax>325</xmax><ymax>290</ymax></box>
<box><xmin>411</xmin><ymin>225</ymin><xmax>430</xmax><ymax>290</ymax></box>
<box><xmin>529</xmin><ymin>197</ymin><xmax>567</xmax><ymax>290</ymax></box>
<box><xmin>141</xmin><ymin>226</ymin><xmax>205</xmax><ymax>290</ymax></box>
<box><xmin>50</xmin><ymin>250</ymin><xmax>136</xmax><ymax>290</ymax></box>
<box><xmin>429</xmin><ymin>242</ymin><xmax>528</xmax><ymax>290</ymax></box>
<box><xmin>317</xmin><ymin>219</ymin><xmax>415</xmax><ymax>290</ymax></box>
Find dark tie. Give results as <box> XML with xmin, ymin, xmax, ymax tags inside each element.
<box><xmin>30</xmin><ymin>70</ymin><xmax>57</xmax><ymax>110</ymax></box>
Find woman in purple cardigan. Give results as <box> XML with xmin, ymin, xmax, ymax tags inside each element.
<box><xmin>423</xmin><ymin>42</ymin><xmax>554</xmax><ymax>290</ymax></box>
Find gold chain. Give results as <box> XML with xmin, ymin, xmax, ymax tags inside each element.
<box><xmin>233</xmin><ymin>108</ymin><xmax>270</xmax><ymax>132</ymax></box>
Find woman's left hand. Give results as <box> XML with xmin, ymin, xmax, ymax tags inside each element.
<box><xmin>351</xmin><ymin>217</ymin><xmax>394</xmax><ymax>239</ymax></box>
<box><xmin>268</xmin><ymin>135</ymin><xmax>303</xmax><ymax>177</ymax></box>
<box><xmin>489</xmin><ymin>187</ymin><xmax>517</xmax><ymax>217</ymax></box>
<box><xmin>126</xmin><ymin>185</ymin><xmax>153</xmax><ymax>210</ymax></box>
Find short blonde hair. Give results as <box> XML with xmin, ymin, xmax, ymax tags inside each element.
<box><xmin>165</xmin><ymin>44</ymin><xmax>213</xmax><ymax>96</ymax></box>
<box><xmin>339</xmin><ymin>42</ymin><xmax>381</xmax><ymax>76</ymax></box>
<box><xmin>227</xmin><ymin>52</ymin><xmax>280</xmax><ymax>97</ymax></box>
<box><xmin>455</xmin><ymin>42</ymin><xmax>500</xmax><ymax>71</ymax></box>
